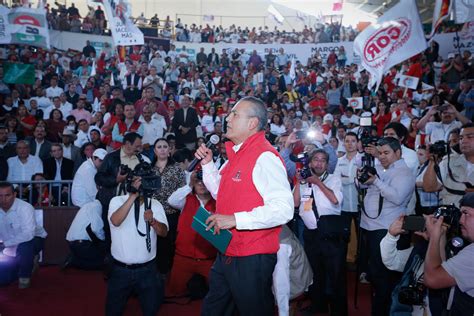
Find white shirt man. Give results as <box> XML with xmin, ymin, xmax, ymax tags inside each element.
<box><xmin>139</xmin><ymin>115</ymin><xmax>167</xmax><ymax>149</ymax></box>
<box><xmin>7</xmin><ymin>154</ymin><xmax>43</xmax><ymax>182</ymax></box>
<box><xmin>45</xmin><ymin>85</ymin><xmax>64</xmax><ymax>99</ymax></box>
<box><xmin>334</xmin><ymin>138</ymin><xmax>361</xmax><ymax>214</ymax></box>
<box><xmin>0</xmin><ymin>197</ymin><xmax>48</xmax><ymax>257</ymax></box>
<box><xmin>71</xmin><ymin>149</ymin><xmax>107</xmax><ymax>207</ymax></box>
<box><xmin>66</xmin><ymin>200</ymin><xmax>104</xmax><ymax>242</ymax></box>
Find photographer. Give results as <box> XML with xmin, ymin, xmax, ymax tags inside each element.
<box><xmin>380</xmin><ymin>216</ymin><xmax>445</xmax><ymax>315</ymax></box>
<box><xmin>424</xmin><ymin>193</ymin><xmax>474</xmax><ymax>315</ymax></box>
<box><xmin>359</xmin><ymin>137</ymin><xmax>416</xmax><ymax>316</ymax></box>
<box><xmin>423</xmin><ymin>123</ymin><xmax>474</xmax><ymax>206</ymax></box>
<box><xmin>293</xmin><ymin>149</ymin><xmax>347</xmax><ymax>315</ymax></box>
<box><xmin>106</xmin><ymin>177</ymin><xmax>168</xmax><ymax>316</ymax></box>
<box><xmin>95</xmin><ymin>132</ymin><xmax>150</xmax><ymax>244</ymax></box>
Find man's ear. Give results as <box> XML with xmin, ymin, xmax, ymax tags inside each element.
<box><xmin>248</xmin><ymin>117</ymin><xmax>259</xmax><ymax>131</ymax></box>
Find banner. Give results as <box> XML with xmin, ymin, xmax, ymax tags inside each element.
<box><xmin>347</xmin><ymin>97</ymin><xmax>363</xmax><ymax>110</ymax></box>
<box><xmin>3</xmin><ymin>62</ymin><xmax>35</xmax><ymax>84</ymax></box>
<box><xmin>453</xmin><ymin>0</ymin><xmax>474</xmax><ymax>24</ymax></box>
<box><xmin>0</xmin><ymin>5</ymin><xmax>50</xmax><ymax>48</ymax></box>
<box><xmin>98</xmin><ymin>0</ymin><xmax>144</xmax><ymax>46</ymax></box>
<box><xmin>353</xmin><ymin>0</ymin><xmax>427</xmax><ymax>90</ymax></box>
<box><xmin>428</xmin><ymin>0</ymin><xmax>452</xmax><ymax>39</ymax></box>
<box><xmin>398</xmin><ymin>75</ymin><xmax>419</xmax><ymax>89</ymax></box>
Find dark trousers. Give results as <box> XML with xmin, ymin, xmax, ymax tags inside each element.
<box><xmin>362</xmin><ymin>228</ymin><xmax>400</xmax><ymax>316</ymax></box>
<box><xmin>69</xmin><ymin>240</ymin><xmax>106</xmax><ymax>270</ymax></box>
<box><xmin>304</xmin><ymin>228</ymin><xmax>348</xmax><ymax>316</ymax></box>
<box><xmin>201</xmin><ymin>253</ymin><xmax>277</xmax><ymax>316</ymax></box>
<box><xmin>0</xmin><ymin>237</ymin><xmax>44</xmax><ymax>285</ymax></box>
<box><xmin>156</xmin><ymin>212</ymin><xmax>179</xmax><ymax>274</ymax></box>
<box><xmin>105</xmin><ymin>261</ymin><xmax>163</xmax><ymax>316</ymax></box>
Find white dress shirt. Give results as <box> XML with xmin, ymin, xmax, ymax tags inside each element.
<box><xmin>7</xmin><ymin>155</ymin><xmax>43</xmax><ymax>182</ymax></box>
<box><xmin>298</xmin><ymin>174</ymin><xmax>343</xmax><ymax>230</ymax></box>
<box><xmin>34</xmin><ymin>139</ymin><xmax>44</xmax><ymax>157</ymax></box>
<box><xmin>108</xmin><ymin>194</ymin><xmax>168</xmax><ymax>264</ymax></box>
<box><xmin>74</xmin><ymin>129</ymin><xmax>91</xmax><ymax>147</ymax></box>
<box><xmin>167</xmin><ymin>184</ymin><xmax>209</xmax><ymax>211</ymax></box>
<box><xmin>202</xmin><ymin>142</ymin><xmax>294</xmax><ymax>230</ymax></box>
<box><xmin>45</xmin><ymin>86</ymin><xmax>64</xmax><ymax>99</ymax></box>
<box><xmin>139</xmin><ymin>116</ymin><xmax>167</xmax><ymax>146</ymax></box>
<box><xmin>71</xmin><ymin>159</ymin><xmax>98</xmax><ymax>207</ymax></box>
<box><xmin>0</xmin><ymin>199</ymin><xmax>47</xmax><ymax>255</ymax></box>
<box><xmin>334</xmin><ymin>153</ymin><xmax>360</xmax><ymax>212</ymax></box>
<box><xmin>425</xmin><ymin>121</ymin><xmax>462</xmax><ymax>144</ymax></box>
<box><xmin>66</xmin><ymin>200</ymin><xmax>104</xmax><ymax>241</ymax></box>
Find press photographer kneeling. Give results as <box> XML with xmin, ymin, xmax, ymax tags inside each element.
<box><xmin>424</xmin><ymin>193</ymin><xmax>474</xmax><ymax>316</ymax></box>
<box><xmin>106</xmin><ymin>166</ymin><xmax>168</xmax><ymax>316</ymax></box>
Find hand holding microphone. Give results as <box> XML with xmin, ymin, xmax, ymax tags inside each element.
<box><xmin>188</xmin><ymin>135</ymin><xmax>220</xmax><ymax>172</ymax></box>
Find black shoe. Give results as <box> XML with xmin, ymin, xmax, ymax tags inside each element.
<box><xmin>60</xmin><ymin>254</ymin><xmax>73</xmax><ymax>271</ymax></box>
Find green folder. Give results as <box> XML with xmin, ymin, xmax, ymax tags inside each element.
<box><xmin>191</xmin><ymin>206</ymin><xmax>233</xmax><ymax>253</ymax></box>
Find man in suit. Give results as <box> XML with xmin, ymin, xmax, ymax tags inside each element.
<box><xmin>27</xmin><ymin>126</ymin><xmax>52</xmax><ymax>161</ymax></box>
<box><xmin>207</xmin><ymin>48</ymin><xmax>219</xmax><ymax>66</ymax></box>
<box><xmin>43</xmin><ymin>143</ymin><xmax>75</xmax><ymax>205</ymax></box>
<box><xmin>0</xmin><ymin>125</ymin><xmax>16</xmax><ymax>159</ymax></box>
<box><xmin>60</xmin><ymin>129</ymin><xmax>82</xmax><ymax>172</ymax></box>
<box><xmin>172</xmin><ymin>94</ymin><xmax>199</xmax><ymax>149</ymax></box>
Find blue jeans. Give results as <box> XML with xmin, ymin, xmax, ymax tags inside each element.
<box><xmin>0</xmin><ymin>237</ymin><xmax>44</xmax><ymax>285</ymax></box>
<box><xmin>105</xmin><ymin>261</ymin><xmax>163</xmax><ymax>316</ymax></box>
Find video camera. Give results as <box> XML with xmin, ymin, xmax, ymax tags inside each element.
<box><xmin>359</xmin><ymin>115</ymin><xmax>379</xmax><ymax>148</ymax></box>
<box><xmin>121</xmin><ymin>155</ymin><xmax>161</xmax><ymax>197</ymax></box>
<box><xmin>433</xmin><ymin>204</ymin><xmax>461</xmax><ymax>229</ymax></box>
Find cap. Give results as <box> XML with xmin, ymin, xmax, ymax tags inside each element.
<box><xmin>460</xmin><ymin>193</ymin><xmax>474</xmax><ymax>208</ymax></box>
<box><xmin>323</xmin><ymin>113</ymin><xmax>334</xmax><ymax>122</ymax></box>
<box><xmin>62</xmin><ymin>128</ymin><xmax>77</xmax><ymax>139</ymax></box>
<box><xmin>448</xmin><ymin>53</ymin><xmax>455</xmax><ymax>59</ymax></box>
<box><xmin>93</xmin><ymin>148</ymin><xmax>107</xmax><ymax>160</ymax></box>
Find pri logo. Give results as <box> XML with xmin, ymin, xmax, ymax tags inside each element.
<box><xmin>363</xmin><ymin>18</ymin><xmax>411</xmax><ymax>67</ymax></box>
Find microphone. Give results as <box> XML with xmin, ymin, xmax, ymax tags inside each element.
<box><xmin>187</xmin><ymin>134</ymin><xmax>220</xmax><ymax>172</ymax></box>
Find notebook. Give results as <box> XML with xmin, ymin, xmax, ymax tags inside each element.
<box><xmin>191</xmin><ymin>206</ymin><xmax>232</xmax><ymax>253</ymax></box>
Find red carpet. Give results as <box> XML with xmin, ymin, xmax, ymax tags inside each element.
<box><xmin>0</xmin><ymin>266</ymin><xmax>371</xmax><ymax>315</ymax></box>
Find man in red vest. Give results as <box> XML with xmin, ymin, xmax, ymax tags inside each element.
<box><xmin>166</xmin><ymin>171</ymin><xmax>217</xmax><ymax>297</ymax></box>
<box><xmin>110</xmin><ymin>104</ymin><xmax>144</xmax><ymax>150</ymax></box>
<box><xmin>195</xmin><ymin>96</ymin><xmax>294</xmax><ymax>316</ymax></box>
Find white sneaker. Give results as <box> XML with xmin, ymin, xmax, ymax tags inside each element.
<box><xmin>18</xmin><ymin>277</ymin><xmax>31</xmax><ymax>289</ymax></box>
<box><xmin>359</xmin><ymin>272</ymin><xmax>370</xmax><ymax>284</ymax></box>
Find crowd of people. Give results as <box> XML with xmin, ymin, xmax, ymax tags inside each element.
<box><xmin>0</xmin><ymin>13</ymin><xmax>473</xmax><ymax>315</ymax></box>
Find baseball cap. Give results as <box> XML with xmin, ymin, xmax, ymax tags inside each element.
<box><xmin>93</xmin><ymin>148</ymin><xmax>107</xmax><ymax>160</ymax></box>
<box><xmin>460</xmin><ymin>193</ymin><xmax>474</xmax><ymax>208</ymax></box>
<box><xmin>448</xmin><ymin>53</ymin><xmax>455</xmax><ymax>59</ymax></box>
<box><xmin>323</xmin><ymin>113</ymin><xmax>334</xmax><ymax>122</ymax></box>
<box><xmin>62</xmin><ymin>128</ymin><xmax>77</xmax><ymax>139</ymax></box>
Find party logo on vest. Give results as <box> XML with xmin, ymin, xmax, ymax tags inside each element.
<box><xmin>231</xmin><ymin>171</ymin><xmax>242</xmax><ymax>182</ymax></box>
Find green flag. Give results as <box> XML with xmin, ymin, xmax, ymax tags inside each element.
<box><xmin>3</xmin><ymin>63</ymin><xmax>35</xmax><ymax>85</ymax></box>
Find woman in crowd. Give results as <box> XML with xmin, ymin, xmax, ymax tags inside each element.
<box><xmin>45</xmin><ymin>109</ymin><xmax>66</xmax><ymax>143</ymax></box>
<box><xmin>373</xmin><ymin>101</ymin><xmax>392</xmax><ymax>136</ymax></box>
<box><xmin>16</xmin><ymin>104</ymin><xmax>37</xmax><ymax>138</ymax></box>
<box><xmin>406</xmin><ymin>117</ymin><xmax>421</xmax><ymax>150</ymax></box>
<box><xmin>201</xmin><ymin>106</ymin><xmax>220</xmax><ymax>134</ymax></box>
<box><xmin>270</xmin><ymin>113</ymin><xmax>286</xmax><ymax>139</ymax></box>
<box><xmin>101</xmin><ymin>102</ymin><xmax>124</xmax><ymax>148</ymax></box>
<box><xmin>151</xmin><ymin>138</ymin><xmax>186</xmax><ymax>274</ymax></box>
<box><xmin>326</xmin><ymin>79</ymin><xmax>341</xmax><ymax>113</ymax></box>
<box><xmin>5</xmin><ymin>117</ymin><xmax>24</xmax><ymax>144</ymax></box>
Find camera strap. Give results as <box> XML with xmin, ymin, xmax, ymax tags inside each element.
<box><xmin>310</xmin><ymin>172</ymin><xmax>329</xmax><ymax>220</ymax></box>
<box><xmin>433</xmin><ymin>163</ymin><xmax>467</xmax><ymax>196</ymax></box>
<box><xmin>134</xmin><ymin>197</ymin><xmax>152</xmax><ymax>252</ymax></box>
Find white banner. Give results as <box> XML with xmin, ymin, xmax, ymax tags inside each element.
<box><xmin>398</xmin><ymin>75</ymin><xmax>419</xmax><ymax>89</ymax></box>
<box><xmin>353</xmin><ymin>0</ymin><xmax>427</xmax><ymax>90</ymax></box>
<box><xmin>0</xmin><ymin>5</ymin><xmax>50</xmax><ymax>48</ymax></box>
<box><xmin>347</xmin><ymin>97</ymin><xmax>363</xmax><ymax>109</ymax></box>
<box><xmin>99</xmin><ymin>0</ymin><xmax>144</xmax><ymax>46</ymax></box>
<box><xmin>454</xmin><ymin>0</ymin><xmax>474</xmax><ymax>24</ymax></box>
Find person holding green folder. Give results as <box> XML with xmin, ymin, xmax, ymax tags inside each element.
<box><xmin>195</xmin><ymin>96</ymin><xmax>294</xmax><ymax>316</ymax></box>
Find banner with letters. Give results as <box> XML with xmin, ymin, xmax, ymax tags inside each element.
<box><xmin>353</xmin><ymin>0</ymin><xmax>427</xmax><ymax>90</ymax></box>
<box><xmin>0</xmin><ymin>5</ymin><xmax>50</xmax><ymax>48</ymax></box>
<box><xmin>96</xmin><ymin>0</ymin><xmax>144</xmax><ymax>46</ymax></box>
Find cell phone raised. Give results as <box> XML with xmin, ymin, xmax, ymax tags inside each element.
<box><xmin>402</xmin><ymin>216</ymin><xmax>426</xmax><ymax>232</ymax></box>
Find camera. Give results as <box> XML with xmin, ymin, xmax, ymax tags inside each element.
<box><xmin>357</xmin><ymin>165</ymin><xmax>377</xmax><ymax>184</ymax></box>
<box><xmin>291</xmin><ymin>151</ymin><xmax>312</xmax><ymax>179</ymax></box>
<box><xmin>123</xmin><ymin>155</ymin><xmax>162</xmax><ymax>197</ymax></box>
<box><xmin>398</xmin><ymin>283</ymin><xmax>426</xmax><ymax>306</ymax></box>
<box><xmin>428</xmin><ymin>140</ymin><xmax>449</xmax><ymax>158</ymax></box>
<box><xmin>433</xmin><ymin>204</ymin><xmax>461</xmax><ymax>228</ymax></box>
<box><xmin>358</xmin><ymin>115</ymin><xmax>379</xmax><ymax>148</ymax></box>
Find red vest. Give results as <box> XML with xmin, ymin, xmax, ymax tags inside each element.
<box><xmin>176</xmin><ymin>194</ymin><xmax>217</xmax><ymax>259</ymax></box>
<box><xmin>110</xmin><ymin>120</ymin><xmax>141</xmax><ymax>150</ymax></box>
<box><xmin>217</xmin><ymin>131</ymin><xmax>282</xmax><ymax>257</ymax></box>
